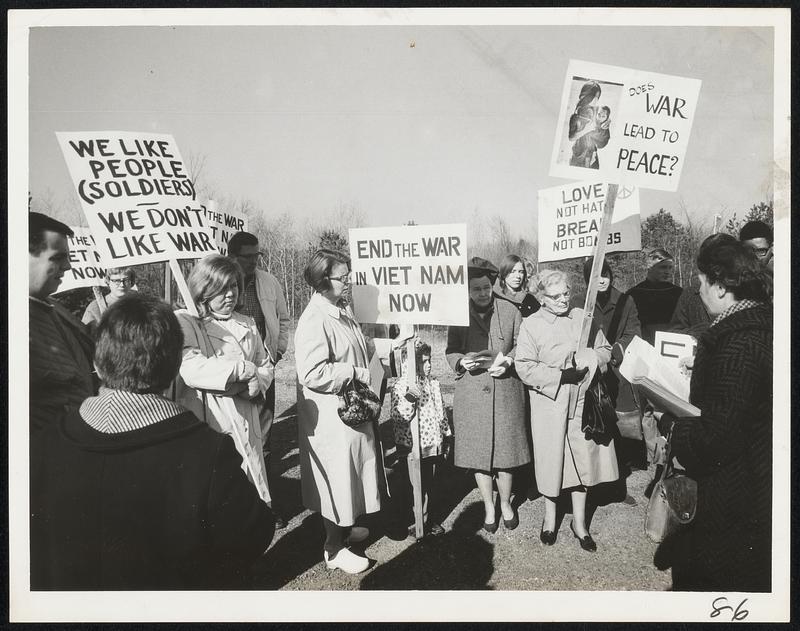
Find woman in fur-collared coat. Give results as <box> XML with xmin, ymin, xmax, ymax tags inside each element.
<box><xmin>446</xmin><ymin>258</ymin><xmax>530</xmax><ymax>533</ymax></box>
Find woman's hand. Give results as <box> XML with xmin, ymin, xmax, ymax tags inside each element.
<box><xmin>678</xmin><ymin>355</ymin><xmax>694</xmax><ymax>377</ymax></box>
<box><xmin>235</xmin><ymin>360</ymin><xmax>257</xmax><ymax>382</ymax></box>
<box><xmin>459</xmin><ymin>356</ymin><xmax>480</xmax><ymax>372</ymax></box>
<box><xmin>245</xmin><ymin>376</ymin><xmax>262</xmax><ymax>399</ymax></box>
<box><xmin>487</xmin><ymin>353</ymin><xmax>511</xmax><ymax>378</ymax></box>
<box><xmin>391</xmin><ymin>324</ymin><xmax>415</xmax><ymax>350</ymax></box>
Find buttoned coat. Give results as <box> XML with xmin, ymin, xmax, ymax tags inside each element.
<box><xmin>515</xmin><ymin>307</ymin><xmax>618</xmax><ymax>497</ymax></box>
<box><xmin>445</xmin><ymin>298</ymin><xmax>531</xmax><ymax>471</ymax></box>
<box><xmin>173</xmin><ymin>310</ymin><xmax>274</xmax><ymax>504</ymax></box>
<box><xmin>294</xmin><ymin>293</ymin><xmax>392</xmax><ymax>526</ymax></box>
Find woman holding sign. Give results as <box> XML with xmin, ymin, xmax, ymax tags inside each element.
<box><xmin>294</xmin><ymin>249</ymin><xmax>410</xmax><ymax>574</ymax></box>
<box><xmin>446</xmin><ymin>257</ymin><xmax>530</xmax><ymax>533</ymax></box>
<box><xmin>515</xmin><ymin>270</ymin><xmax>617</xmax><ymax>552</ymax></box>
<box><xmin>174</xmin><ymin>255</ymin><xmax>274</xmax><ymax>506</ymax></box>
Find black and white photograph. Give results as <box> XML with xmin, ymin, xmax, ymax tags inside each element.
<box><xmin>9</xmin><ymin>7</ymin><xmax>790</xmax><ymax>623</ymax></box>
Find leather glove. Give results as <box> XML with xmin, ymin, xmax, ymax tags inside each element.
<box><xmin>560</xmin><ymin>366</ymin><xmax>589</xmax><ymax>384</ymax></box>
<box><xmin>657</xmin><ymin>411</ymin><xmax>677</xmax><ymax>436</ymax></box>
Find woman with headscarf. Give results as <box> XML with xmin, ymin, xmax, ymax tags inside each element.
<box><xmin>446</xmin><ymin>257</ymin><xmax>531</xmax><ymax>533</ymax></box>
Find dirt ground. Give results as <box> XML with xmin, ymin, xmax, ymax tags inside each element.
<box><xmin>251</xmin><ymin>328</ymin><xmax>672</xmax><ymax>591</ymax></box>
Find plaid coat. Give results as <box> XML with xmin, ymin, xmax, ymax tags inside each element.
<box><xmin>664</xmin><ymin>304</ymin><xmax>772</xmax><ymax>592</ymax></box>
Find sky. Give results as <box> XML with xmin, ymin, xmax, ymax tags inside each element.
<box><xmin>28</xmin><ymin>20</ymin><xmax>776</xmax><ymax>237</ymax></box>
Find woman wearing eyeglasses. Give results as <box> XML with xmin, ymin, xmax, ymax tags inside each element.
<box><xmin>81</xmin><ymin>266</ymin><xmax>136</xmax><ymax>334</ymax></box>
<box><xmin>515</xmin><ymin>270</ymin><xmax>618</xmax><ymax>552</ymax></box>
<box><xmin>294</xmin><ymin>249</ymin><xmax>410</xmax><ymax>574</ymax></box>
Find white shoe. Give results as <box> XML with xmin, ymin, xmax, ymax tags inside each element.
<box><xmin>345</xmin><ymin>526</ymin><xmax>369</xmax><ymax>545</ymax></box>
<box><xmin>324</xmin><ymin>548</ymin><xmax>369</xmax><ymax>574</ymax></box>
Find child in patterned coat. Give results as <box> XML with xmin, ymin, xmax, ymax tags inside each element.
<box><xmin>390</xmin><ymin>339</ymin><xmax>452</xmax><ymax>537</ymax></box>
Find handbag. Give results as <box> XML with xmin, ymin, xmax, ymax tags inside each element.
<box><xmin>645</xmin><ymin>431</ymin><xmax>697</xmax><ymax>543</ymax></box>
<box><xmin>581</xmin><ymin>376</ymin><xmax>618</xmax><ymax>444</ymax></box>
<box><xmin>337</xmin><ymin>379</ymin><xmax>383</xmax><ymax>428</ymax></box>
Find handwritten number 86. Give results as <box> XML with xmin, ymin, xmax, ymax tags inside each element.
<box><xmin>710</xmin><ymin>597</ymin><xmax>749</xmax><ymax>621</ymax></box>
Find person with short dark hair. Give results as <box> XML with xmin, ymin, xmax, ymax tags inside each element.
<box><xmin>28</xmin><ymin>211</ymin><xmax>96</xmax><ymax>435</ymax></box>
<box><xmin>81</xmin><ymin>266</ymin><xmax>137</xmax><ymax>334</ymax></box>
<box><xmin>30</xmin><ymin>294</ymin><xmax>275</xmax><ymax>589</ymax></box>
<box><xmin>669</xmin><ymin>233</ymin><xmax>739</xmax><ymax>338</ymax></box>
<box><xmin>174</xmin><ymin>255</ymin><xmax>275</xmax><ymax>505</ymax></box>
<box><xmin>446</xmin><ymin>257</ymin><xmax>531</xmax><ymax>534</ymax></box>
<box><xmin>739</xmin><ymin>220</ymin><xmax>774</xmax><ymax>271</ymax></box>
<box><xmin>656</xmin><ymin>241</ymin><xmax>772</xmax><ymax>592</ymax></box>
<box><xmin>626</xmin><ymin>248</ymin><xmax>683</xmax><ymax>344</ymax></box>
<box><xmin>494</xmin><ymin>253</ymin><xmax>540</xmax><ymax>318</ymax></box>
<box><xmin>227</xmin><ymin>231</ymin><xmax>290</xmax><ymax>526</ymax></box>
<box><xmin>294</xmin><ymin>249</ymin><xmax>409</xmax><ymax>574</ymax></box>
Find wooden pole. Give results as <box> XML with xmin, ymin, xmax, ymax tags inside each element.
<box><xmin>164</xmin><ymin>261</ymin><xmax>173</xmax><ymax>306</ymax></box>
<box><xmin>169</xmin><ymin>259</ymin><xmax>199</xmax><ymax>317</ymax></box>
<box><xmin>91</xmin><ymin>286</ymin><xmax>107</xmax><ymax>313</ymax></box>
<box><xmin>569</xmin><ymin>183</ymin><xmax>619</xmax><ymax>417</ymax></box>
<box><xmin>406</xmin><ymin>335</ymin><xmax>425</xmax><ymax>539</ymax></box>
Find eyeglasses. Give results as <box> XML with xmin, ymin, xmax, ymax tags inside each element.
<box><xmin>750</xmin><ymin>247</ymin><xmax>772</xmax><ymax>258</ymax></box>
<box><xmin>543</xmin><ymin>290</ymin><xmax>570</xmax><ymax>301</ymax></box>
<box><xmin>329</xmin><ymin>273</ymin><xmax>351</xmax><ymax>284</ymax></box>
<box><xmin>236</xmin><ymin>252</ymin><xmax>263</xmax><ymax>261</ymax></box>
<box><xmin>108</xmin><ymin>277</ymin><xmax>131</xmax><ymax>286</ymax></box>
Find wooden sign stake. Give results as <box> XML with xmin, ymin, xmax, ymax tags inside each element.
<box><xmin>168</xmin><ymin>259</ymin><xmax>199</xmax><ymax>318</ymax></box>
<box><xmin>569</xmin><ymin>182</ymin><xmax>619</xmax><ymax>416</ymax></box>
<box><xmin>91</xmin><ymin>286</ymin><xmax>107</xmax><ymax>314</ymax></box>
<box><xmin>406</xmin><ymin>334</ymin><xmax>426</xmax><ymax>540</ymax></box>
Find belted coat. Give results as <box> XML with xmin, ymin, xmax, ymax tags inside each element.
<box><xmin>445</xmin><ymin>298</ymin><xmax>531</xmax><ymax>471</ymax></box>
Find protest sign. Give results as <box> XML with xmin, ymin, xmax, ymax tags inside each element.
<box><xmin>202</xmin><ymin>200</ymin><xmax>248</xmax><ymax>256</ymax></box>
<box><xmin>56</xmin><ymin>132</ymin><xmax>218</xmax><ymax>266</ymax></box>
<box><xmin>550</xmin><ymin>60</ymin><xmax>701</xmax><ymax>192</ymax></box>
<box><xmin>349</xmin><ymin>224</ymin><xmax>468</xmax><ymax>326</ymax></box>
<box><xmin>52</xmin><ymin>226</ymin><xmax>108</xmax><ymax>294</ymax></box>
<box><xmin>537</xmin><ymin>180</ymin><xmax>641</xmax><ymax>262</ymax></box>
<box><xmin>654</xmin><ymin>330</ymin><xmax>697</xmax><ymax>365</ymax></box>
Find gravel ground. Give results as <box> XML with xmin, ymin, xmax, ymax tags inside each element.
<box><xmin>251</xmin><ymin>329</ymin><xmax>672</xmax><ymax>591</ymax></box>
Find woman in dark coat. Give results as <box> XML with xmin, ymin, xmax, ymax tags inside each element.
<box><xmin>494</xmin><ymin>254</ymin><xmax>540</xmax><ymax>319</ymax></box>
<box><xmin>446</xmin><ymin>257</ymin><xmax>531</xmax><ymax>532</ymax></box>
<box><xmin>657</xmin><ymin>241</ymin><xmax>772</xmax><ymax>592</ymax></box>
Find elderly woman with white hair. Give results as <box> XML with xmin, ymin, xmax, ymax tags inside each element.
<box><xmin>515</xmin><ymin>269</ymin><xmax>618</xmax><ymax>552</ymax></box>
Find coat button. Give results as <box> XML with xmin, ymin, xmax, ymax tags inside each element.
<box><xmin>482</xmin><ymin>385</ymin><xmax>491</xmax><ymax>393</ymax></box>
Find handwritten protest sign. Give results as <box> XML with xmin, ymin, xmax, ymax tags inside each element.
<box><xmin>349</xmin><ymin>224</ymin><xmax>468</xmax><ymax>326</ymax></box>
<box><xmin>51</xmin><ymin>226</ymin><xmax>107</xmax><ymax>294</ymax></box>
<box><xmin>201</xmin><ymin>200</ymin><xmax>248</xmax><ymax>256</ymax></box>
<box><xmin>550</xmin><ymin>60</ymin><xmax>701</xmax><ymax>192</ymax></box>
<box><xmin>56</xmin><ymin>132</ymin><xmax>217</xmax><ymax>266</ymax></box>
<box><xmin>537</xmin><ymin>181</ymin><xmax>641</xmax><ymax>262</ymax></box>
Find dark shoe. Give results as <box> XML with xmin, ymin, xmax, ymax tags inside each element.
<box><xmin>483</xmin><ymin>518</ymin><xmax>499</xmax><ymax>534</ymax></box>
<box><xmin>570</xmin><ymin>522</ymin><xmax>597</xmax><ymax>552</ymax></box>
<box><xmin>539</xmin><ymin>524</ymin><xmax>557</xmax><ymax>546</ymax></box>
<box><xmin>274</xmin><ymin>514</ymin><xmax>288</xmax><ymax>530</ymax></box>
<box><xmin>427</xmin><ymin>523</ymin><xmax>446</xmax><ymax>537</ymax></box>
<box><xmin>503</xmin><ymin>510</ymin><xmax>519</xmax><ymax>531</ymax></box>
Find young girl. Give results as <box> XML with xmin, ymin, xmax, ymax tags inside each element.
<box><xmin>390</xmin><ymin>339</ymin><xmax>452</xmax><ymax>537</ymax></box>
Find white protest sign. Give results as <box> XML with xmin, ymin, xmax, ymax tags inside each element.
<box><xmin>52</xmin><ymin>226</ymin><xmax>107</xmax><ymax>294</ymax></box>
<box><xmin>654</xmin><ymin>330</ymin><xmax>697</xmax><ymax>366</ymax></box>
<box><xmin>537</xmin><ymin>181</ymin><xmax>641</xmax><ymax>262</ymax></box>
<box><xmin>349</xmin><ymin>224</ymin><xmax>468</xmax><ymax>326</ymax></box>
<box><xmin>56</xmin><ymin>131</ymin><xmax>218</xmax><ymax>266</ymax></box>
<box><xmin>550</xmin><ymin>60</ymin><xmax>701</xmax><ymax>192</ymax></box>
<box><xmin>202</xmin><ymin>200</ymin><xmax>248</xmax><ymax>256</ymax></box>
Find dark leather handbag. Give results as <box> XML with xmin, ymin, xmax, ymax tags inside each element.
<box><xmin>581</xmin><ymin>375</ymin><xmax>618</xmax><ymax>444</ymax></box>
<box><xmin>337</xmin><ymin>379</ymin><xmax>383</xmax><ymax>428</ymax></box>
<box><xmin>645</xmin><ymin>433</ymin><xmax>697</xmax><ymax>542</ymax></box>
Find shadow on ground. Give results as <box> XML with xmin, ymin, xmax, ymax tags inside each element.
<box><xmin>360</xmin><ymin>503</ymin><xmax>495</xmax><ymax>590</ymax></box>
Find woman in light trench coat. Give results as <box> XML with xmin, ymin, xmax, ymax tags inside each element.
<box><xmin>294</xmin><ymin>249</ymin><xmax>411</xmax><ymax>574</ymax></box>
<box><xmin>515</xmin><ymin>269</ymin><xmax>618</xmax><ymax>552</ymax></box>
<box><xmin>174</xmin><ymin>255</ymin><xmax>275</xmax><ymax>506</ymax></box>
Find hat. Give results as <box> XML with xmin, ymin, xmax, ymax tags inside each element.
<box><xmin>467</xmin><ymin>256</ymin><xmax>499</xmax><ymax>280</ymax></box>
<box><xmin>645</xmin><ymin>248</ymin><xmax>674</xmax><ymax>269</ymax></box>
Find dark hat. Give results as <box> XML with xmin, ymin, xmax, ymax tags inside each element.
<box><xmin>467</xmin><ymin>256</ymin><xmax>499</xmax><ymax>280</ymax></box>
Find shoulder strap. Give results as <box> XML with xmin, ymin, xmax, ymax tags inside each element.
<box><xmin>606</xmin><ymin>292</ymin><xmax>629</xmax><ymax>346</ymax></box>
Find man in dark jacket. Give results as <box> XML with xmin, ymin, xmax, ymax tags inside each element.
<box><xmin>626</xmin><ymin>248</ymin><xmax>683</xmax><ymax>345</ymax></box>
<box><xmin>28</xmin><ymin>212</ymin><xmax>96</xmax><ymax>435</ymax></box>
<box><xmin>30</xmin><ymin>294</ymin><xmax>275</xmax><ymax>590</ymax></box>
